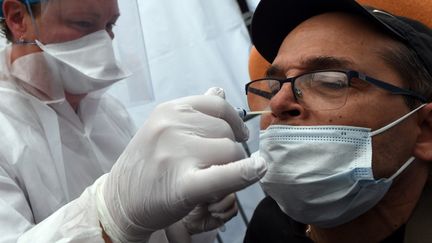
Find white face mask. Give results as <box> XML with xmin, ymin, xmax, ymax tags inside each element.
<box><xmin>35</xmin><ymin>30</ymin><xmax>131</xmax><ymax>94</ymax></box>
<box><xmin>257</xmin><ymin>104</ymin><xmax>425</xmax><ymax>228</ymax></box>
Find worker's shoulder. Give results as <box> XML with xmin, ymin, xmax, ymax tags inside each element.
<box><xmin>0</xmin><ymin>83</ymin><xmax>49</xmax><ymax>124</ymax></box>
<box><xmin>0</xmin><ymin>82</ymin><xmax>52</xmax><ymax>150</ymax></box>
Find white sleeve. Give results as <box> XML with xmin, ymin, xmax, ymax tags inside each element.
<box><xmin>0</xmin><ymin>173</ymin><xmax>107</xmax><ymax>243</ymax></box>
<box><xmin>1</xmin><ymin>161</ymin><xmax>217</xmax><ymax>243</ymax></box>
<box><xmin>0</xmin><ymin>165</ymin><xmax>33</xmax><ymax>243</ymax></box>
<box><xmin>17</xmin><ymin>176</ymin><xmax>107</xmax><ymax>243</ymax></box>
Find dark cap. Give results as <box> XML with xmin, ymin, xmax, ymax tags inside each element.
<box><xmin>251</xmin><ymin>0</ymin><xmax>432</xmax><ymax>77</ymax></box>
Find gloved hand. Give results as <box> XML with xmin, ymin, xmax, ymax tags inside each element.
<box><xmin>165</xmin><ymin>194</ymin><xmax>238</xmax><ymax>243</ymax></box>
<box><xmin>183</xmin><ymin>193</ymin><xmax>238</xmax><ymax>234</ymax></box>
<box><xmin>96</xmin><ymin>87</ymin><xmax>267</xmax><ymax>242</ymax></box>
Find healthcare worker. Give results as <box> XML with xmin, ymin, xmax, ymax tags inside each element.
<box><xmin>0</xmin><ymin>0</ymin><xmax>267</xmax><ymax>242</ymax></box>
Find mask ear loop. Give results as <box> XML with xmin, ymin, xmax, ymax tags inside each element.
<box><xmin>370</xmin><ymin>103</ymin><xmax>427</xmax><ymax>136</ymax></box>
<box><xmin>387</xmin><ymin>157</ymin><xmax>416</xmax><ymax>181</ymax></box>
<box><xmin>43</xmin><ymin>98</ymin><xmax>66</xmax><ymax>105</ymax></box>
<box><xmin>16</xmin><ymin>34</ymin><xmax>37</xmax><ymax>45</ymax></box>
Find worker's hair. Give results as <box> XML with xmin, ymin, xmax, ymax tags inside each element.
<box><xmin>378</xmin><ymin>40</ymin><xmax>432</xmax><ymax>108</ymax></box>
<box><xmin>0</xmin><ymin>1</ymin><xmax>41</xmax><ymax>42</ymax></box>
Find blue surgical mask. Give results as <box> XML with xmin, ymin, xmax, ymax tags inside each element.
<box><xmin>257</xmin><ymin>104</ymin><xmax>425</xmax><ymax>228</ymax></box>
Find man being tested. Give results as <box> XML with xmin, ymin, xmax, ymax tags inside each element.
<box><xmin>0</xmin><ymin>0</ymin><xmax>267</xmax><ymax>242</ymax></box>
<box><xmin>243</xmin><ymin>0</ymin><xmax>432</xmax><ymax>242</ymax></box>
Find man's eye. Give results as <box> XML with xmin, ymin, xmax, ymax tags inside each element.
<box><xmin>316</xmin><ymin>80</ymin><xmax>348</xmax><ymax>90</ymax></box>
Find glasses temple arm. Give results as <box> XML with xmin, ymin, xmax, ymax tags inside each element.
<box><xmin>363</xmin><ymin>75</ymin><xmax>427</xmax><ymax>103</ymax></box>
<box><xmin>246</xmin><ymin>87</ymin><xmax>273</xmax><ymax>100</ymax></box>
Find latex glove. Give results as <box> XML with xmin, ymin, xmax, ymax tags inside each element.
<box><xmin>165</xmin><ymin>194</ymin><xmax>237</xmax><ymax>243</ymax></box>
<box><xmin>183</xmin><ymin>193</ymin><xmax>238</xmax><ymax>234</ymax></box>
<box><xmin>96</xmin><ymin>88</ymin><xmax>267</xmax><ymax>242</ymax></box>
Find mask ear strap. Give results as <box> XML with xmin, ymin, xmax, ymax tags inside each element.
<box><xmin>370</xmin><ymin>104</ymin><xmax>427</xmax><ymax>136</ymax></box>
<box><xmin>15</xmin><ymin>34</ymin><xmax>37</xmax><ymax>45</ymax></box>
<box><xmin>387</xmin><ymin>156</ymin><xmax>416</xmax><ymax>181</ymax></box>
<box><xmin>43</xmin><ymin>98</ymin><xmax>66</xmax><ymax>105</ymax></box>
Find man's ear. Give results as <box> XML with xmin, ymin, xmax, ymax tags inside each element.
<box><xmin>3</xmin><ymin>0</ymin><xmax>29</xmax><ymax>41</ymax></box>
<box><xmin>413</xmin><ymin>103</ymin><xmax>432</xmax><ymax>161</ymax></box>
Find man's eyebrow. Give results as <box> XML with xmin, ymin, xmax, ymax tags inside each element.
<box><xmin>264</xmin><ymin>56</ymin><xmax>355</xmax><ymax>78</ymax></box>
<box><xmin>300</xmin><ymin>56</ymin><xmax>354</xmax><ymax>71</ymax></box>
<box><xmin>265</xmin><ymin>65</ymin><xmax>284</xmax><ymax>77</ymax></box>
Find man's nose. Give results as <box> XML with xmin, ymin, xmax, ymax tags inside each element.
<box><xmin>269</xmin><ymin>83</ymin><xmax>305</xmax><ymax>120</ymax></box>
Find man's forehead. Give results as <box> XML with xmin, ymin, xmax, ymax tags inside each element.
<box><xmin>272</xmin><ymin>12</ymin><xmax>394</xmax><ymax>72</ymax></box>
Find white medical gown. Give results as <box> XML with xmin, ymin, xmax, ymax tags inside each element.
<box><xmin>0</xmin><ymin>46</ymin><xmax>199</xmax><ymax>242</ymax></box>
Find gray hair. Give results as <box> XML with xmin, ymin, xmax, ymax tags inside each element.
<box><xmin>378</xmin><ymin>40</ymin><xmax>432</xmax><ymax>108</ymax></box>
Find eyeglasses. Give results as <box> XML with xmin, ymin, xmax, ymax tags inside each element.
<box><xmin>245</xmin><ymin>70</ymin><xmax>427</xmax><ymax>111</ymax></box>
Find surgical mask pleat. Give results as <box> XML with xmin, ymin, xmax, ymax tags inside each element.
<box><xmin>35</xmin><ymin>30</ymin><xmax>131</xmax><ymax>94</ymax></box>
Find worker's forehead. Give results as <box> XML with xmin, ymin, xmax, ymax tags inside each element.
<box><xmin>41</xmin><ymin>0</ymin><xmax>119</xmax><ymax>12</ymax></box>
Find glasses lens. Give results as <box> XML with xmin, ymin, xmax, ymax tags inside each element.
<box><xmin>246</xmin><ymin>79</ymin><xmax>279</xmax><ymax>111</ymax></box>
<box><xmin>295</xmin><ymin>71</ymin><xmax>349</xmax><ymax>110</ymax></box>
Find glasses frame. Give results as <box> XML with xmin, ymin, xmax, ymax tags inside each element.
<box><xmin>245</xmin><ymin>70</ymin><xmax>427</xmax><ymax>108</ymax></box>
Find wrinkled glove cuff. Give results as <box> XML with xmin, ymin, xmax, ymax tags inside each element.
<box><xmin>95</xmin><ymin>174</ymin><xmax>154</xmax><ymax>243</ymax></box>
